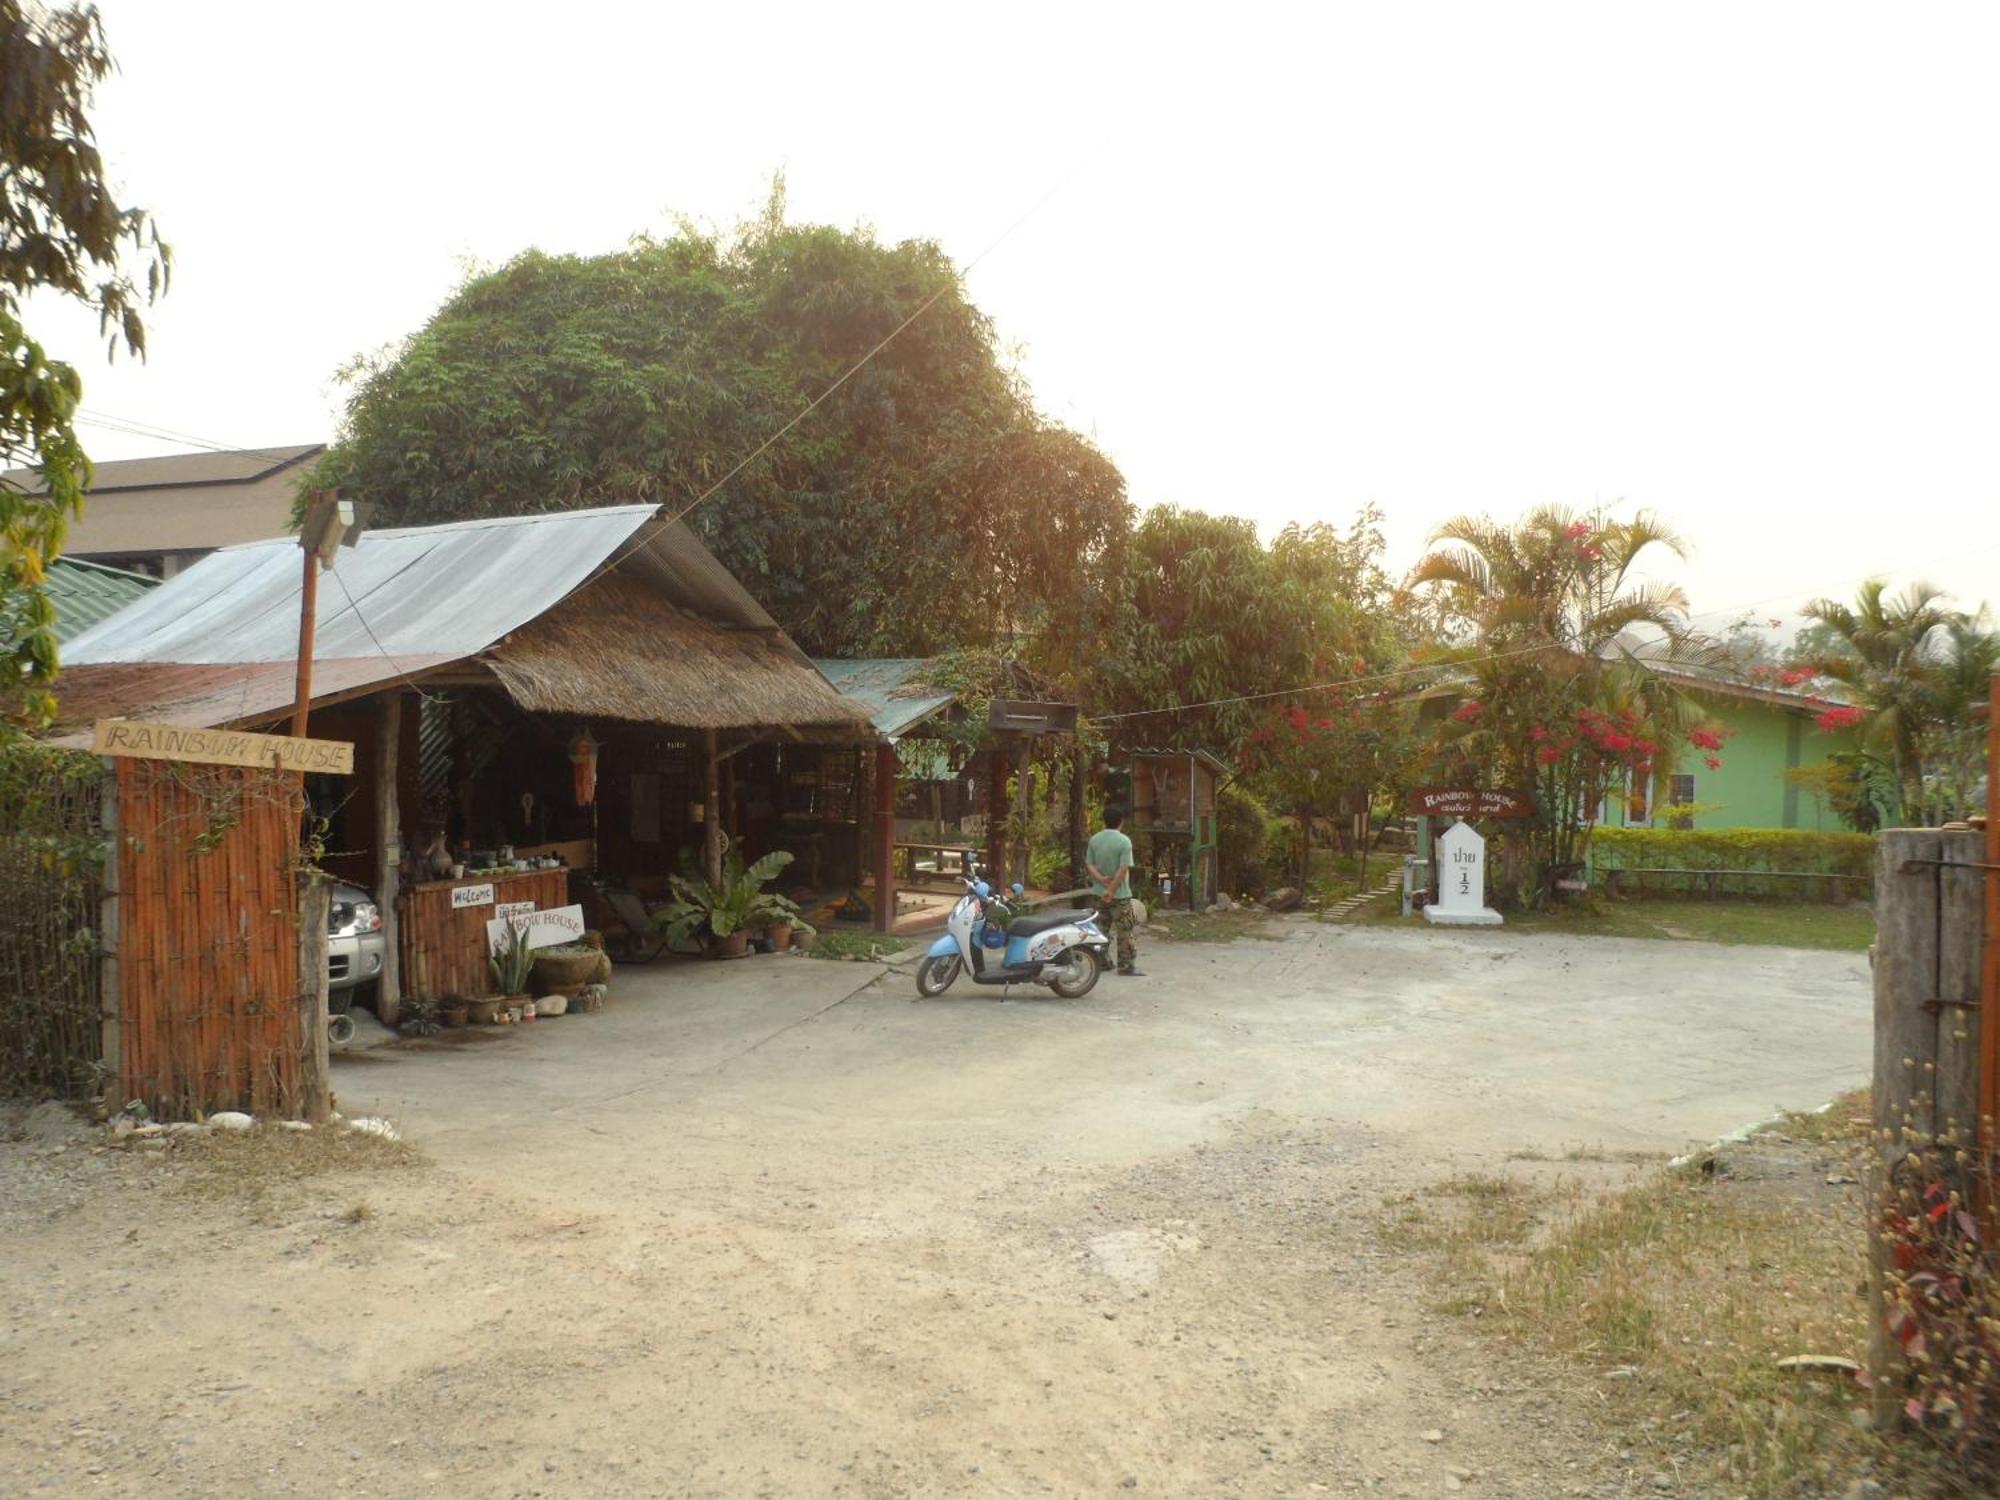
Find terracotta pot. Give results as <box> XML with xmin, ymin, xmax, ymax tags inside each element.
<box><xmin>465</xmin><ymin>997</ymin><xmax>504</xmax><ymax>1025</ymax></box>
<box><xmin>765</xmin><ymin>923</ymin><xmax>794</xmax><ymax>953</ymax></box>
<box><xmin>441</xmin><ymin>1004</ymin><xmax>469</xmax><ymax>1028</ymax></box>
<box><xmin>712</xmin><ymin>929</ymin><xmax>750</xmax><ymax>960</ymax></box>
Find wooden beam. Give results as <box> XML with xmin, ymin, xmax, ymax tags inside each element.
<box><xmin>373</xmin><ymin>692</ymin><xmax>403</xmax><ymax>1028</ymax></box>
<box><xmin>296</xmin><ymin>872</ymin><xmax>332</xmax><ymax>1124</ymax></box>
<box><xmin>874</xmin><ymin>741</ymin><xmax>897</xmax><ymax>934</ymax></box>
<box><xmin>986</xmin><ymin>745</ymin><xmax>1010</xmax><ymax>882</ymax></box>
<box><xmin>703</xmin><ymin>728</ymin><xmax>723</xmax><ymax>886</ymax></box>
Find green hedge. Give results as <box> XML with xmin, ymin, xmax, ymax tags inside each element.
<box><xmin>1588</xmin><ymin>827</ymin><xmax>1876</xmax><ymax>900</ymax></box>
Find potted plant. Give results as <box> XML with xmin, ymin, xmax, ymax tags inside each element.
<box><xmin>489</xmin><ymin>923</ymin><xmax>536</xmax><ymax>1003</ymax></box>
<box><xmin>763</xmin><ymin>909</ymin><xmax>815</xmax><ymax>953</ymax></box>
<box><xmin>652</xmin><ymin>850</ymin><xmax>798</xmax><ymax>959</ymax></box>
<box><xmin>531</xmin><ymin>941</ymin><xmax>608</xmax><ymax>997</ymax></box>
<box><xmin>439</xmin><ymin>996</ymin><xmax>470</xmax><ymax>1028</ymax></box>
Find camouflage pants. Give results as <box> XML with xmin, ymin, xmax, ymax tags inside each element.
<box><xmin>1098</xmin><ymin>896</ymin><xmax>1137</xmax><ymax>971</ymax></box>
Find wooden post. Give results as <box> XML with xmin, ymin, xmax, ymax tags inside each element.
<box><xmin>292</xmin><ymin>544</ymin><xmax>319</xmax><ymax>739</ymax></box>
<box><xmin>873</xmin><ymin>741</ymin><xmax>897</xmax><ymax>933</ymax></box>
<box><xmin>98</xmin><ymin>759</ymin><xmax>121</xmax><ymax>1103</ymax></box>
<box><xmin>703</xmin><ymin>728</ymin><xmax>722</xmax><ymax>887</ymax></box>
<box><xmin>1867</xmin><ymin>827</ymin><xmax>1985</xmax><ymax>1420</ymax></box>
<box><xmin>1068</xmin><ymin>743</ymin><xmax>1088</xmax><ymax>891</ymax></box>
<box><xmin>1982</xmin><ymin>672</ymin><xmax>2000</xmax><ymax>1174</ymax></box>
<box><xmin>373</xmin><ymin>693</ymin><xmax>403</xmax><ymax>1028</ymax></box>
<box><xmin>986</xmin><ymin>744</ymin><xmax>1010</xmax><ymax>881</ymax></box>
<box><xmin>296</xmin><ymin>871</ymin><xmax>332</xmax><ymax>1124</ymax></box>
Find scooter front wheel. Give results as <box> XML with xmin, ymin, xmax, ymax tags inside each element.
<box><xmin>915</xmin><ymin>954</ymin><xmax>963</xmax><ymax>997</ymax></box>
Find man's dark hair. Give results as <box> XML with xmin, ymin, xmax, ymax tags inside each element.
<box><xmin>1103</xmin><ymin>805</ymin><xmax>1127</xmax><ymax>829</ymax></box>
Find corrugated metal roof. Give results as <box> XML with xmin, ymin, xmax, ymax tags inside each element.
<box><xmin>812</xmin><ymin>658</ymin><xmax>957</xmax><ymax>740</ymax></box>
<box><xmin>44</xmin><ymin>557</ymin><xmax>158</xmax><ymax>642</ymax></box>
<box><xmin>65</xmin><ymin>504</ymin><xmax>659</xmax><ymax>666</ymax></box>
<box><xmin>0</xmin><ymin>444</ymin><xmax>324</xmax><ymax>494</ymax></box>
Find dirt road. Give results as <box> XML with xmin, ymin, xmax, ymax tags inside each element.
<box><xmin>0</xmin><ymin>922</ymin><xmax>1868</xmax><ymax>1498</ymax></box>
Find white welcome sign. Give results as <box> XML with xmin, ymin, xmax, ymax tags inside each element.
<box><xmin>1423</xmin><ymin>819</ymin><xmax>1503</xmax><ymax>927</ymax></box>
<box><xmin>485</xmin><ymin>903</ymin><xmax>588</xmax><ymax>951</ymax></box>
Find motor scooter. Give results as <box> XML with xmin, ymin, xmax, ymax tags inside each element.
<box><xmin>915</xmin><ymin>871</ymin><xmax>1108</xmax><ymax>998</ymax></box>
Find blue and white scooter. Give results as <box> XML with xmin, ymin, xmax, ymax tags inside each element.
<box><xmin>916</xmin><ymin>872</ymin><xmax>1108</xmax><ymax>998</ymax></box>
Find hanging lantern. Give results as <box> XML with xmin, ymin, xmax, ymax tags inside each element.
<box><xmin>569</xmin><ymin>729</ymin><xmax>600</xmax><ymax>807</ymax></box>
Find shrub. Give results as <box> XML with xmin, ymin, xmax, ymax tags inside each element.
<box><xmin>1217</xmin><ymin>784</ymin><xmax>1274</xmax><ymax>895</ymax></box>
<box><xmin>1589</xmin><ymin>827</ymin><xmax>1876</xmax><ymax>900</ymax></box>
<box><xmin>1880</xmin><ymin>1145</ymin><xmax>2000</xmax><ymax>1487</ymax></box>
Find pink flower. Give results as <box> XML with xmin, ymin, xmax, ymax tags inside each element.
<box><xmin>1778</xmin><ymin>667</ymin><xmax>1815</xmax><ymax>687</ymax></box>
<box><xmin>1815</xmin><ymin>705</ymin><xmax>1866</xmax><ymax>732</ymax></box>
<box><xmin>1703</xmin><ymin>755</ymin><xmax>1722</xmax><ymax>771</ymax></box>
<box><xmin>1452</xmin><ymin>701</ymin><xmax>1484</xmax><ymax>723</ymax></box>
<box><xmin>1688</xmin><ymin>727</ymin><xmax>1724</xmax><ymax>752</ymax></box>
<box><xmin>1535</xmin><ymin>745</ymin><xmax>1561</xmax><ymax>766</ymax></box>
<box><xmin>1566</xmin><ymin>520</ymin><xmax>1593</xmax><ymax>539</ymax></box>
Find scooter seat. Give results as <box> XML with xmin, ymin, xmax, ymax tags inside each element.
<box><xmin>1005</xmin><ymin>909</ymin><xmax>1095</xmax><ymax>937</ymax></box>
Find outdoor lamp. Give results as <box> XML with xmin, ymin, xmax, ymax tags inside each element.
<box><xmin>569</xmin><ymin>728</ymin><xmax>600</xmax><ymax>807</ymax></box>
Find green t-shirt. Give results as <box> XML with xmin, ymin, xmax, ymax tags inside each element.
<box><xmin>1086</xmin><ymin>827</ymin><xmax>1135</xmax><ymax>900</ymax></box>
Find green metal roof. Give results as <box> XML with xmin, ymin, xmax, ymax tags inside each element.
<box><xmin>45</xmin><ymin>557</ymin><xmax>159</xmax><ymax>643</ymax></box>
<box><xmin>812</xmin><ymin>657</ymin><xmax>957</xmax><ymax>741</ymax></box>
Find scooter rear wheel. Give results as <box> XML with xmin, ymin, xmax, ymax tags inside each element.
<box><xmin>1045</xmin><ymin>947</ymin><xmax>1101</xmax><ymax>999</ymax></box>
<box><xmin>915</xmin><ymin>954</ymin><xmax>962</xmax><ymax>997</ymax></box>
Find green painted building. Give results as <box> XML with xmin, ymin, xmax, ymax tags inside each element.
<box><xmin>1601</xmin><ymin>670</ymin><xmax>1859</xmax><ymax>832</ymax></box>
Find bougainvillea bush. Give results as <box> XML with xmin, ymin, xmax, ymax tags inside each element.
<box><xmin>1880</xmin><ymin>1156</ymin><xmax>2000</xmax><ymax>1486</ymax></box>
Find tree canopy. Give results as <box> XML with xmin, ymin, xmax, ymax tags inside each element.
<box><xmin>317</xmin><ymin>186</ymin><xmax>1128</xmax><ymax>659</ymax></box>
<box><xmin>1</xmin><ymin>0</ymin><xmax>168</xmax><ymax>725</ymax></box>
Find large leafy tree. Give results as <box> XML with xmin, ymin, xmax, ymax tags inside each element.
<box><xmin>1</xmin><ymin>0</ymin><xmax>168</xmax><ymax>724</ymax></box>
<box><xmin>1097</xmin><ymin>507</ymin><xmax>1389</xmax><ymax>755</ymax></box>
<box><xmin>316</xmin><ymin>185</ymin><xmax>1128</xmax><ymax>658</ymax></box>
<box><xmin>1410</xmin><ymin>506</ymin><xmax>1721</xmax><ymax>902</ymax></box>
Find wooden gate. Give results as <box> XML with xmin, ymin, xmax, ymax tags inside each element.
<box><xmin>108</xmin><ymin>758</ymin><xmax>305</xmax><ymax>1118</ymax></box>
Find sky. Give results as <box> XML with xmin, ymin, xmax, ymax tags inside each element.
<box><xmin>28</xmin><ymin>0</ymin><xmax>2000</xmax><ymax>634</ymax></box>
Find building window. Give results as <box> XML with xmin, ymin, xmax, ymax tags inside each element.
<box><xmin>1668</xmin><ymin>773</ymin><xmax>1695</xmax><ymax>830</ymax></box>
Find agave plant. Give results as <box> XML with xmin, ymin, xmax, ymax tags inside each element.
<box><xmin>651</xmin><ymin>849</ymin><xmax>798</xmax><ymax>951</ymax></box>
<box><xmin>488</xmin><ymin>923</ymin><xmax>535</xmax><ymax>996</ymax></box>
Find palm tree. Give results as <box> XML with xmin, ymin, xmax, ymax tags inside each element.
<box><xmin>1410</xmin><ymin>505</ymin><xmax>1718</xmax><ymax>899</ymax></box>
<box><xmin>1925</xmin><ymin>613</ymin><xmax>1999</xmax><ymax>820</ymax></box>
<box><xmin>1798</xmin><ymin>581</ymin><xmax>1966</xmax><ymax>820</ymax></box>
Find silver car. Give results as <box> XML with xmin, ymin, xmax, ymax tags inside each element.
<box><xmin>327</xmin><ymin>882</ymin><xmax>386</xmax><ymax>1041</ymax></box>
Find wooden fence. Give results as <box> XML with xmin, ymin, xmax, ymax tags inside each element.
<box><xmin>109</xmin><ymin>758</ymin><xmax>306</xmax><ymax>1119</ymax></box>
<box><xmin>1865</xmin><ymin>826</ymin><xmax>1989</xmax><ymax>1418</ymax></box>
<box><xmin>399</xmin><ymin>869</ymin><xmax>569</xmax><ymax>1000</ymax></box>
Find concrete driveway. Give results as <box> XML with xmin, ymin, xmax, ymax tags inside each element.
<box><xmin>341</xmin><ymin>918</ymin><xmax>1869</xmax><ymax>1182</ymax></box>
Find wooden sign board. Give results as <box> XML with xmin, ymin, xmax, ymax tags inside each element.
<box><xmin>1408</xmin><ymin>786</ymin><xmax>1533</xmax><ymax>820</ymax></box>
<box><xmin>93</xmin><ymin>718</ymin><xmax>354</xmax><ymax>775</ymax></box>
<box><xmin>988</xmin><ymin>699</ymin><xmax>1078</xmax><ymax>735</ymax></box>
<box><xmin>450</xmin><ymin>883</ymin><xmax>496</xmax><ymax>909</ymax></box>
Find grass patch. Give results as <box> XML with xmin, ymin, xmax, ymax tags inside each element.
<box><xmin>1153</xmin><ymin>911</ymin><xmax>1286</xmax><ymax>943</ymax></box>
<box><xmin>166</xmin><ymin>1123</ymin><xmax>420</xmax><ymax>1223</ymax></box>
<box><xmin>1364</xmin><ymin>895</ymin><xmax>1875</xmax><ymax>952</ymax></box>
<box><xmin>1396</xmin><ymin>1098</ymin><xmax>1890</xmax><ymax>1497</ymax></box>
<box><xmin>806</xmin><ymin>931</ymin><xmax>909</xmax><ymax>962</ymax></box>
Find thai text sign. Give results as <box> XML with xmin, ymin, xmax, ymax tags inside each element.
<box><xmin>495</xmin><ymin>901</ymin><xmax>535</xmax><ymax>922</ymax></box>
<box><xmin>1408</xmin><ymin>786</ymin><xmax>1533</xmax><ymax>820</ymax></box>
<box><xmin>485</xmin><ymin>903</ymin><xmax>586</xmax><ymax>952</ymax></box>
<box><xmin>93</xmin><ymin>718</ymin><xmax>354</xmax><ymax>775</ymax></box>
<box><xmin>450</xmin><ymin>883</ymin><xmax>495</xmax><ymax>909</ymax></box>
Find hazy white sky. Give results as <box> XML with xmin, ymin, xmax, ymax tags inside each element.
<box><xmin>31</xmin><ymin>1</ymin><xmax>2000</xmax><ymax>630</ymax></box>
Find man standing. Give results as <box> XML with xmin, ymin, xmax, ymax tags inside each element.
<box><xmin>1085</xmin><ymin>805</ymin><xmax>1141</xmax><ymax>977</ymax></box>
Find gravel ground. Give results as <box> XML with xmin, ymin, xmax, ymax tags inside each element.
<box><xmin>0</xmin><ymin>921</ymin><xmax>1869</xmax><ymax>1498</ymax></box>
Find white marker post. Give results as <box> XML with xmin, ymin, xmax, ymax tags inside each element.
<box><xmin>1422</xmin><ymin>819</ymin><xmax>1503</xmax><ymax>927</ymax></box>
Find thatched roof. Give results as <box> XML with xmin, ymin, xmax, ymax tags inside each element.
<box><xmin>483</xmin><ymin>574</ymin><xmax>870</xmax><ymax>732</ymax></box>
